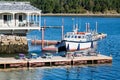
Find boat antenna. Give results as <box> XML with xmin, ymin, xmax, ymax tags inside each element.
<box><xmin>76</xmin><ymin>24</ymin><xmax>78</xmax><ymax>32</ymax></box>
<box><xmin>78</xmin><ymin>17</ymin><xmax>81</xmax><ymax>31</ymax></box>
<box><xmin>61</xmin><ymin>18</ymin><xmax>64</xmax><ymax>40</ymax></box>
<box><xmin>86</xmin><ymin>23</ymin><xmax>90</xmax><ymax>32</ymax></box>
<box><xmin>72</xmin><ymin>18</ymin><xmax>75</xmax><ymax>30</ymax></box>
<box><xmin>86</xmin><ymin>23</ymin><xmax>87</xmax><ymax>32</ymax></box>
<box><xmin>88</xmin><ymin>23</ymin><xmax>90</xmax><ymax>32</ymax></box>
<box><xmin>76</xmin><ymin>17</ymin><xmax>79</xmax><ymax>31</ymax></box>
<box><xmin>96</xmin><ymin>22</ymin><xmax>98</xmax><ymax>33</ymax></box>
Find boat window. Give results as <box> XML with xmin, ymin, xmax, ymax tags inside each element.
<box><xmin>71</xmin><ymin>36</ymin><xmax>74</xmax><ymax>38</ymax></box>
<box><xmin>87</xmin><ymin>35</ymin><xmax>91</xmax><ymax>38</ymax></box>
<box><xmin>75</xmin><ymin>36</ymin><xmax>77</xmax><ymax>38</ymax></box>
<box><xmin>78</xmin><ymin>36</ymin><xmax>81</xmax><ymax>38</ymax></box>
<box><xmin>65</xmin><ymin>35</ymin><xmax>67</xmax><ymax>38</ymax></box>
<box><xmin>86</xmin><ymin>35</ymin><xmax>89</xmax><ymax>38</ymax></box>
<box><xmin>68</xmin><ymin>36</ymin><xmax>70</xmax><ymax>38</ymax></box>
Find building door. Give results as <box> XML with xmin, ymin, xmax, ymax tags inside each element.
<box><xmin>19</xmin><ymin>15</ymin><xmax>23</xmax><ymax>22</ymax></box>
<box><xmin>3</xmin><ymin>15</ymin><xmax>7</xmax><ymax>23</ymax></box>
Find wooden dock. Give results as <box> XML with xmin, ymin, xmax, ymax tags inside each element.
<box><xmin>0</xmin><ymin>54</ymin><xmax>112</xmax><ymax>68</ymax></box>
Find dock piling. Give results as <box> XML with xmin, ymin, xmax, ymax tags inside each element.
<box><xmin>4</xmin><ymin>64</ymin><xmax>6</xmax><ymax>69</ymax></box>
<box><xmin>27</xmin><ymin>61</ymin><xmax>29</xmax><ymax>68</ymax></box>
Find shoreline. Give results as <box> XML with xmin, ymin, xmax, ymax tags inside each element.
<box><xmin>41</xmin><ymin>13</ymin><xmax>120</xmax><ymax>17</ymax></box>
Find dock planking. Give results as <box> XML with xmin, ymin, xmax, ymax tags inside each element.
<box><xmin>0</xmin><ymin>54</ymin><xmax>112</xmax><ymax>68</ymax></box>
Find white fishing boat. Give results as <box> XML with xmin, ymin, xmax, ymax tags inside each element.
<box><xmin>62</xmin><ymin>23</ymin><xmax>107</xmax><ymax>52</ymax></box>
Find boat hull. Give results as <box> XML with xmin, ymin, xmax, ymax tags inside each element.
<box><xmin>64</xmin><ymin>40</ymin><xmax>97</xmax><ymax>52</ymax></box>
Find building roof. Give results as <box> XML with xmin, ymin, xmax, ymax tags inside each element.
<box><xmin>0</xmin><ymin>1</ymin><xmax>40</xmax><ymax>11</ymax></box>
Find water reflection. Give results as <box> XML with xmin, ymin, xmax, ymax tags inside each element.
<box><xmin>0</xmin><ymin>64</ymin><xmax>112</xmax><ymax>80</ymax></box>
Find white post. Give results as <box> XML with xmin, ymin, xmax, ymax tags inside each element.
<box><xmin>36</xmin><ymin>14</ymin><xmax>37</xmax><ymax>25</ymax></box>
<box><xmin>13</xmin><ymin>13</ymin><xmax>15</xmax><ymax>27</ymax></box>
<box><xmin>33</xmin><ymin>14</ymin><xmax>34</xmax><ymax>25</ymax></box>
<box><xmin>39</xmin><ymin>13</ymin><xmax>41</xmax><ymax>27</ymax></box>
<box><xmin>29</xmin><ymin>14</ymin><xmax>31</xmax><ymax>22</ymax></box>
<box><xmin>29</xmin><ymin>14</ymin><xmax>31</xmax><ymax>26</ymax></box>
<box><xmin>37</xmin><ymin>14</ymin><xmax>39</xmax><ymax>26</ymax></box>
<box><xmin>1</xmin><ymin>14</ymin><xmax>3</xmax><ymax>27</ymax></box>
<box><xmin>27</xmin><ymin>13</ymin><xmax>29</xmax><ymax>27</ymax></box>
<box><xmin>38</xmin><ymin>14</ymin><xmax>39</xmax><ymax>29</ymax></box>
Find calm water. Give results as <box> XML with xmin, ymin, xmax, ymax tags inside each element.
<box><xmin>1</xmin><ymin>16</ymin><xmax>120</xmax><ymax>80</ymax></box>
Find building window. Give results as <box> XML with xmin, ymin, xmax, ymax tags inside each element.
<box><xmin>3</xmin><ymin>15</ymin><xmax>11</xmax><ymax>23</ymax></box>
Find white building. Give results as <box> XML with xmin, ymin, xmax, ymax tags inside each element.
<box><xmin>0</xmin><ymin>1</ymin><xmax>41</xmax><ymax>35</ymax></box>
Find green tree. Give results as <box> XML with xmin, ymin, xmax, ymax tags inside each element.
<box><xmin>2</xmin><ymin>0</ymin><xmax>120</xmax><ymax>14</ymax></box>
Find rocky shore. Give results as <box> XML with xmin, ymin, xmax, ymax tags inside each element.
<box><xmin>0</xmin><ymin>35</ymin><xmax>28</xmax><ymax>54</ymax></box>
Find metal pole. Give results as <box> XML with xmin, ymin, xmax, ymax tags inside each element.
<box><xmin>41</xmin><ymin>19</ymin><xmax>46</xmax><ymax>50</ymax></box>
<box><xmin>86</xmin><ymin>23</ymin><xmax>87</xmax><ymax>32</ymax></box>
<box><xmin>62</xmin><ymin>18</ymin><xmax>64</xmax><ymax>40</ymax></box>
<box><xmin>88</xmin><ymin>23</ymin><xmax>90</xmax><ymax>32</ymax></box>
<box><xmin>72</xmin><ymin>18</ymin><xmax>74</xmax><ymax>30</ymax></box>
<box><xmin>96</xmin><ymin>22</ymin><xmax>98</xmax><ymax>33</ymax></box>
<box><xmin>41</xmin><ymin>28</ymin><xmax>44</xmax><ymax>50</ymax></box>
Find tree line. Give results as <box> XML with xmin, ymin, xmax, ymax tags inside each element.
<box><xmin>3</xmin><ymin>0</ymin><xmax>120</xmax><ymax>13</ymax></box>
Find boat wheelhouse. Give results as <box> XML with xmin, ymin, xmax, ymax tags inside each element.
<box><xmin>64</xmin><ymin>31</ymin><xmax>92</xmax><ymax>42</ymax></box>
<box><xmin>0</xmin><ymin>1</ymin><xmax>41</xmax><ymax>35</ymax></box>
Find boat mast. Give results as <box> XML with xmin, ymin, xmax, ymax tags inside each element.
<box><xmin>61</xmin><ymin>18</ymin><xmax>64</xmax><ymax>40</ymax></box>
<box><xmin>86</xmin><ymin>23</ymin><xmax>90</xmax><ymax>32</ymax></box>
<box><xmin>88</xmin><ymin>23</ymin><xmax>90</xmax><ymax>32</ymax></box>
<box><xmin>96</xmin><ymin>22</ymin><xmax>98</xmax><ymax>33</ymax></box>
<box><xmin>41</xmin><ymin>19</ymin><xmax>46</xmax><ymax>50</ymax></box>
<box><xmin>72</xmin><ymin>18</ymin><xmax>75</xmax><ymax>31</ymax></box>
<box><xmin>86</xmin><ymin>23</ymin><xmax>87</xmax><ymax>32</ymax></box>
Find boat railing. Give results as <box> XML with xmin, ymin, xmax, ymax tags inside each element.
<box><xmin>66</xmin><ymin>32</ymin><xmax>75</xmax><ymax>35</ymax></box>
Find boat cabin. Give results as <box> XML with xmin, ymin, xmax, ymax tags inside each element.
<box><xmin>64</xmin><ymin>32</ymin><xmax>92</xmax><ymax>42</ymax></box>
<box><xmin>0</xmin><ymin>1</ymin><xmax>41</xmax><ymax>35</ymax></box>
